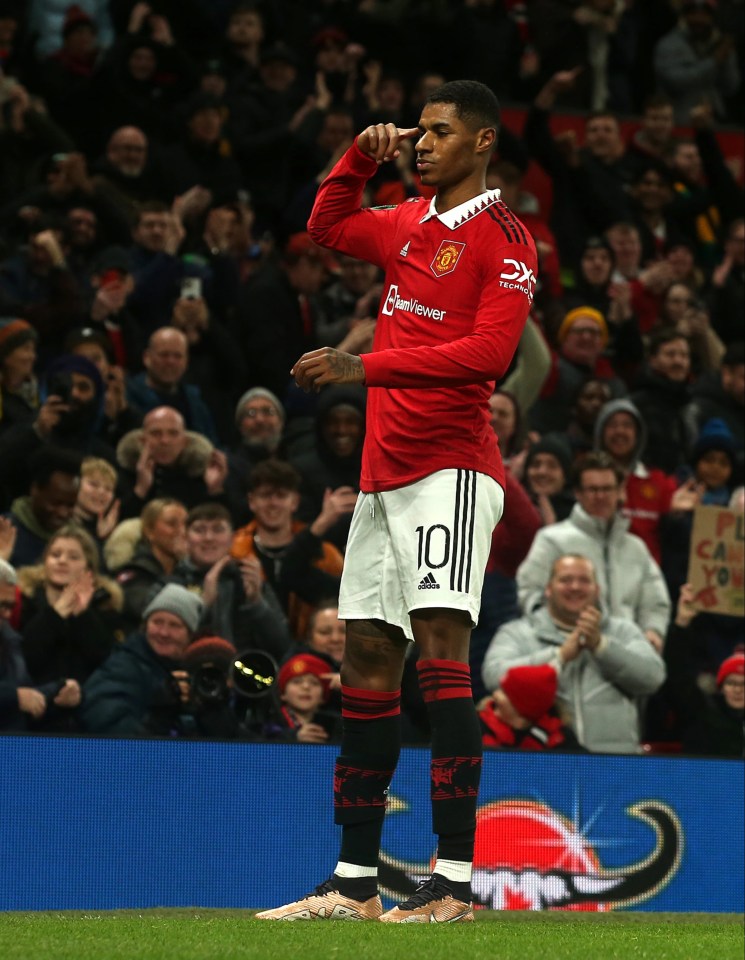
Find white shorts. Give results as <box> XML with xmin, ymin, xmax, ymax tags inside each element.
<box><xmin>339</xmin><ymin>469</ymin><xmax>504</xmax><ymax>640</ymax></box>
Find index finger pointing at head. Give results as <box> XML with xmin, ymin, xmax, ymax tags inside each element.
<box><xmin>397</xmin><ymin>127</ymin><xmax>420</xmax><ymax>141</ymax></box>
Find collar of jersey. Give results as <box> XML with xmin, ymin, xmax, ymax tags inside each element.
<box><xmin>419</xmin><ymin>188</ymin><xmax>502</xmax><ymax>229</ymax></box>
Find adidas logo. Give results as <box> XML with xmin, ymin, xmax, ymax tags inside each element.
<box><xmin>418</xmin><ymin>572</ymin><xmax>440</xmax><ymax>590</ymax></box>
<box><xmin>400</xmin><ymin>241</ymin><xmax>410</xmax><ymax>257</ymax></box>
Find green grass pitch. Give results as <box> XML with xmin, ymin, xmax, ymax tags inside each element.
<box><xmin>0</xmin><ymin>911</ymin><xmax>742</xmax><ymax>960</ymax></box>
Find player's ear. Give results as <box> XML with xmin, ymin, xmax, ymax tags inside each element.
<box><xmin>476</xmin><ymin>126</ymin><xmax>497</xmax><ymax>155</ymax></box>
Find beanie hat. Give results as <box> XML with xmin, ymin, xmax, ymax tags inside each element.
<box><xmin>692</xmin><ymin>418</ymin><xmax>736</xmax><ymax>467</ymax></box>
<box><xmin>0</xmin><ymin>318</ymin><xmax>37</xmax><ymax>363</ymax></box>
<box><xmin>716</xmin><ymin>652</ymin><xmax>744</xmax><ymax>687</ymax></box>
<box><xmin>278</xmin><ymin>653</ymin><xmax>332</xmax><ymax>702</ymax></box>
<box><xmin>235</xmin><ymin>387</ymin><xmax>286</xmax><ymax>425</ymax></box>
<box><xmin>182</xmin><ymin>635</ymin><xmax>237</xmax><ymax>671</ymax></box>
<box><xmin>62</xmin><ymin>4</ymin><xmax>95</xmax><ymax>37</ymax></box>
<box><xmin>44</xmin><ymin>353</ymin><xmax>104</xmax><ymax>399</ymax></box>
<box><xmin>500</xmin><ymin>664</ymin><xmax>558</xmax><ymax>721</ymax></box>
<box><xmin>524</xmin><ymin>433</ymin><xmax>573</xmax><ymax>481</ymax></box>
<box><xmin>557</xmin><ymin>307</ymin><xmax>609</xmax><ymax>348</ymax></box>
<box><xmin>143</xmin><ymin>584</ymin><xmax>204</xmax><ymax>634</ymax></box>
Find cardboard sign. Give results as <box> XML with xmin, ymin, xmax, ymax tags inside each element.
<box><xmin>687</xmin><ymin>506</ymin><xmax>744</xmax><ymax>617</ymax></box>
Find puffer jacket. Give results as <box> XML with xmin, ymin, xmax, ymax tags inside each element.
<box><xmin>482</xmin><ymin>607</ymin><xmax>666</xmax><ymax>754</ymax></box>
<box><xmin>516</xmin><ymin>503</ymin><xmax>671</xmax><ymax>637</ymax></box>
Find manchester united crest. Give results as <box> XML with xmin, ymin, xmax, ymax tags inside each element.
<box><xmin>430</xmin><ymin>240</ymin><xmax>466</xmax><ymax>277</ymax></box>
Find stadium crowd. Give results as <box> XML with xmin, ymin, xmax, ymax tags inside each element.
<box><xmin>0</xmin><ymin>0</ymin><xmax>743</xmax><ymax>756</ymax></box>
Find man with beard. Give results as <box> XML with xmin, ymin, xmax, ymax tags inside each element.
<box><xmin>0</xmin><ymin>354</ymin><xmax>115</xmax><ymax>505</ymax></box>
<box><xmin>225</xmin><ymin>387</ymin><xmax>286</xmax><ymax>525</ymax></box>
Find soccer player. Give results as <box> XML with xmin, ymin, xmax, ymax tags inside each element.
<box><xmin>257</xmin><ymin>80</ymin><xmax>537</xmax><ymax>923</ymax></box>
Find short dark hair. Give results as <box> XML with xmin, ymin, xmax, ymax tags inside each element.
<box><xmin>28</xmin><ymin>446</ymin><xmax>82</xmax><ymax>489</ymax></box>
<box><xmin>425</xmin><ymin>80</ymin><xmax>501</xmax><ymax>137</ymax></box>
<box><xmin>248</xmin><ymin>459</ymin><xmax>301</xmax><ymax>493</ymax></box>
<box><xmin>187</xmin><ymin>503</ymin><xmax>233</xmax><ymax>528</ymax></box>
<box><xmin>572</xmin><ymin>452</ymin><xmax>625</xmax><ymax>489</ymax></box>
<box><xmin>723</xmin><ymin>341</ymin><xmax>744</xmax><ymax>367</ymax></box>
<box><xmin>642</xmin><ymin>94</ymin><xmax>673</xmax><ymax>113</ymax></box>
<box><xmin>648</xmin><ymin>326</ymin><xmax>689</xmax><ymax>356</ymax></box>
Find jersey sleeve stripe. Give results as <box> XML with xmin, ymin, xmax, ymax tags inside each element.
<box><xmin>498</xmin><ymin>203</ymin><xmax>530</xmax><ymax>245</ymax></box>
<box><xmin>487</xmin><ymin>207</ymin><xmax>515</xmax><ymax>243</ymax></box>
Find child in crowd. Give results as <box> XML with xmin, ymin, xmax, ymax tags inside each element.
<box><xmin>74</xmin><ymin>457</ymin><xmax>121</xmax><ymax>559</ymax></box>
<box><xmin>478</xmin><ymin>664</ymin><xmax>583</xmax><ymax>752</ymax></box>
<box><xmin>262</xmin><ymin>652</ymin><xmax>340</xmax><ymax>744</ymax></box>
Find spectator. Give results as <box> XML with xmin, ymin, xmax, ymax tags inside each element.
<box><xmin>72</xmin><ymin>454</ymin><xmax>120</xmax><ymax>558</ymax></box>
<box><xmin>630</xmin><ymin>328</ymin><xmax>697</xmax><ymax>474</ymax></box>
<box><xmin>259</xmin><ymin>651</ymin><xmax>338</xmax><ymax>744</ymax></box>
<box><xmin>653</xmin><ymin>0</ymin><xmax>740</xmax><ymax>124</ymax></box>
<box><xmin>478</xmin><ymin>663</ymin><xmax>583</xmax><ymax>752</ymax></box>
<box><xmin>126</xmin><ymin>326</ymin><xmax>218</xmax><ymax>442</ymax></box>
<box><xmin>81</xmin><ymin>582</ymin><xmax>203</xmax><ymax>735</ymax></box>
<box><xmin>488</xmin><ymin>388</ymin><xmax>526</xmax><ymax>472</ymax></box>
<box><xmin>529</xmin><ymin>304</ymin><xmax>627</xmax><ymax>435</ymax></box>
<box><xmin>78</xmin><ymin>246</ymin><xmax>144</xmax><ymax>372</ymax></box>
<box><xmin>116</xmin><ymin>406</ymin><xmax>228</xmax><ymax>518</ymax></box>
<box><xmin>232</xmin><ymin>232</ymin><xmax>328</xmax><ymax>403</ymax></box>
<box><xmin>686</xmin><ymin>341</ymin><xmax>744</xmax><ymax>479</ymax></box>
<box><xmin>63</xmin><ymin>324</ymin><xmax>143</xmax><ymax>447</ymax></box>
<box><xmin>166</xmin><ymin>289</ymin><xmax>246</xmax><ymax>444</ymax></box>
<box><xmin>661</xmin><ymin>585</ymin><xmax>743</xmax><ymax>757</ymax></box>
<box><xmin>593</xmin><ymin>397</ymin><xmax>684</xmax><ymax>563</ymax></box>
<box><xmin>689</xmin><ymin>418</ymin><xmax>737</xmax><ymax>505</ymax></box>
<box><xmin>290</xmin><ymin>384</ymin><xmax>365</xmax><ymax>553</ymax></box>
<box><xmin>0</xmin><ymin>317</ymin><xmax>39</xmax><ymax>435</ymax></box>
<box><xmin>524</xmin><ymin>68</ymin><xmax>636</xmax><ymax>267</ymax></box>
<box><xmin>15</xmin><ymin>523</ymin><xmax>124</xmax><ymax>689</ymax></box>
<box><xmin>0</xmin><ymin>556</ymin><xmax>81</xmax><ymax>731</ymax></box>
<box><xmin>169</xmin><ymin>502</ymin><xmax>290</xmax><ymax>660</ymax></box>
<box><xmin>0</xmin><ymin>351</ymin><xmax>115</xmax><ymax>502</ymax></box>
<box><xmin>114</xmin><ymin>497</ymin><xmax>187</xmax><ymax>632</ymax></box>
<box><xmin>627</xmin><ymin>94</ymin><xmax>677</xmax><ymax>171</ymax></box>
<box><xmin>91</xmin><ymin>125</ymin><xmax>169</xmax><ymax>215</ymax></box>
<box><xmin>225</xmin><ymin>387</ymin><xmax>287</xmax><ymax>524</ymax></box>
<box><xmin>563</xmin><ymin>377</ymin><xmax>612</xmax><ymax>460</ymax></box>
<box><xmin>158</xmin><ymin>91</ymin><xmax>243</xmax><ymax>201</ymax></box>
<box><xmin>484</xmin><ymin>554</ymin><xmax>666</xmax><ymax>753</ymax></box>
<box><xmin>522</xmin><ymin>433</ymin><xmax>575</xmax><ymax>527</ymax></box>
<box><xmin>3</xmin><ymin>445</ymin><xmax>80</xmax><ymax>567</ymax></box>
<box><xmin>230</xmin><ymin>459</ymin><xmax>350</xmax><ymax>640</ymax></box>
<box><xmin>517</xmin><ymin>452</ymin><xmax>671</xmax><ymax>649</ymax></box>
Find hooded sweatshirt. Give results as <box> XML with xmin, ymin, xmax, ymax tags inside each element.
<box><xmin>594</xmin><ymin>398</ymin><xmax>677</xmax><ymax>562</ymax></box>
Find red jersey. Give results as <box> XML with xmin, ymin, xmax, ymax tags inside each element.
<box><xmin>308</xmin><ymin>144</ymin><xmax>537</xmax><ymax>493</ymax></box>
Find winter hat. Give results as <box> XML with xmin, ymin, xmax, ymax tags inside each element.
<box><xmin>235</xmin><ymin>387</ymin><xmax>285</xmax><ymax>426</ymax></box>
<box><xmin>182</xmin><ymin>636</ymin><xmax>237</xmax><ymax>671</ymax></box>
<box><xmin>143</xmin><ymin>584</ymin><xmax>204</xmax><ymax>635</ymax></box>
<box><xmin>716</xmin><ymin>652</ymin><xmax>745</xmax><ymax>688</ymax></box>
<box><xmin>278</xmin><ymin>653</ymin><xmax>332</xmax><ymax>702</ymax></box>
<box><xmin>500</xmin><ymin>664</ymin><xmax>558</xmax><ymax>721</ymax></box>
<box><xmin>556</xmin><ymin>306</ymin><xmax>609</xmax><ymax>348</ymax></box>
<box><xmin>62</xmin><ymin>4</ymin><xmax>95</xmax><ymax>37</ymax></box>
<box><xmin>0</xmin><ymin>318</ymin><xmax>37</xmax><ymax>363</ymax></box>
<box><xmin>524</xmin><ymin>433</ymin><xmax>573</xmax><ymax>481</ymax></box>
<box><xmin>692</xmin><ymin>418</ymin><xmax>736</xmax><ymax>468</ymax></box>
<box><xmin>44</xmin><ymin>353</ymin><xmax>104</xmax><ymax>400</ymax></box>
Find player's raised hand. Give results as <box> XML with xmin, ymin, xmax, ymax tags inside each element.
<box><xmin>357</xmin><ymin>123</ymin><xmax>419</xmax><ymax>164</ymax></box>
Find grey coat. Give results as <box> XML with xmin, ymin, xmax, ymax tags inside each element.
<box><xmin>516</xmin><ymin>504</ymin><xmax>671</xmax><ymax>637</ymax></box>
<box><xmin>481</xmin><ymin>607</ymin><xmax>666</xmax><ymax>754</ymax></box>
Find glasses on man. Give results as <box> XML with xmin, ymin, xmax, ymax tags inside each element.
<box><xmin>244</xmin><ymin>406</ymin><xmax>279</xmax><ymax>418</ymax></box>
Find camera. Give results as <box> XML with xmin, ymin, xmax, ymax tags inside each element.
<box><xmin>190</xmin><ymin>662</ymin><xmax>230</xmax><ymax>705</ymax></box>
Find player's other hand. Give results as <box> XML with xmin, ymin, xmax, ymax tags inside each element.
<box><xmin>357</xmin><ymin>123</ymin><xmax>419</xmax><ymax>164</ymax></box>
<box><xmin>291</xmin><ymin>347</ymin><xmax>365</xmax><ymax>392</ymax></box>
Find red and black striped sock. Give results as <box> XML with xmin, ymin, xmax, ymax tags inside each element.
<box><xmin>417</xmin><ymin>658</ymin><xmax>482</xmax><ymax>862</ymax></box>
<box><xmin>335</xmin><ymin>686</ymin><xmax>401</xmax><ymax>869</ymax></box>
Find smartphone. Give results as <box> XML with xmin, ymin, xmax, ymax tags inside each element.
<box><xmin>180</xmin><ymin>276</ymin><xmax>202</xmax><ymax>300</ymax></box>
